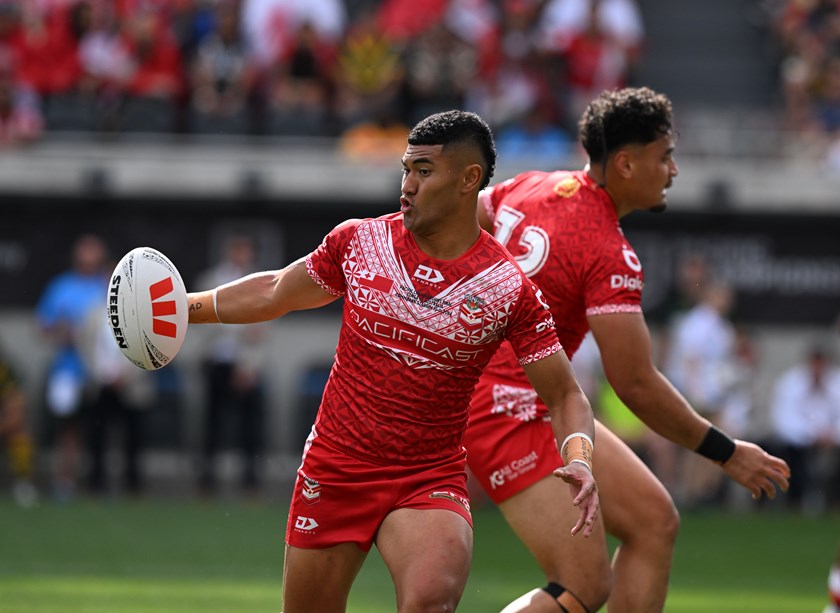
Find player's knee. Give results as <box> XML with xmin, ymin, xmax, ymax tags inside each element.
<box><xmin>651</xmin><ymin>493</ymin><xmax>681</xmax><ymax>547</ymax></box>
<box><xmin>542</xmin><ymin>581</ymin><xmax>603</xmax><ymax>613</ymax></box>
<box><xmin>636</xmin><ymin>488</ymin><xmax>681</xmax><ymax>548</ymax></box>
<box><xmin>396</xmin><ymin>579</ymin><xmax>462</xmax><ymax>613</ymax></box>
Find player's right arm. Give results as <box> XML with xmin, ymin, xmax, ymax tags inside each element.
<box><xmin>188</xmin><ymin>257</ymin><xmax>338</xmax><ymax>324</ymax></box>
<box><xmin>523</xmin><ymin>351</ymin><xmax>599</xmax><ymax>537</ymax></box>
<box><xmin>589</xmin><ymin>311</ymin><xmax>790</xmax><ymax>499</ymax></box>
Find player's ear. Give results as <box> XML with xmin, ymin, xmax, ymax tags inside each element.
<box><xmin>613</xmin><ymin>149</ymin><xmax>634</xmax><ymax>179</ymax></box>
<box><xmin>462</xmin><ymin>163</ymin><xmax>483</xmax><ymax>193</ymax></box>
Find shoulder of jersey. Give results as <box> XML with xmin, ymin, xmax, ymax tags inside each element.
<box><xmin>107</xmin><ymin>247</ymin><xmax>188</xmax><ymax>370</ymax></box>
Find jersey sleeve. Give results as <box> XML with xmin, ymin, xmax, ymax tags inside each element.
<box><xmin>305</xmin><ymin>218</ymin><xmax>363</xmax><ymax>297</ymax></box>
<box><xmin>583</xmin><ymin>240</ymin><xmax>644</xmax><ymax>317</ymax></box>
<box><xmin>506</xmin><ymin>279</ymin><xmax>563</xmax><ymax>365</ymax></box>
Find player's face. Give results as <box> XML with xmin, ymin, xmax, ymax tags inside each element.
<box><xmin>400</xmin><ymin>144</ymin><xmax>464</xmax><ymax>234</ymax></box>
<box><xmin>628</xmin><ymin>132</ymin><xmax>678</xmax><ymax>212</ymax></box>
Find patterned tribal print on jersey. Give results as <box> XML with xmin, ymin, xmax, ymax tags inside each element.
<box><xmin>305</xmin><ymin>213</ymin><xmax>560</xmax><ymax>465</ymax></box>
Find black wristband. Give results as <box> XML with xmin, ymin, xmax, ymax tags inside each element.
<box><xmin>695</xmin><ymin>425</ymin><xmax>736</xmax><ymax>463</ymax></box>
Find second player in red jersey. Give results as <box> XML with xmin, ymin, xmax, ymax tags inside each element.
<box><xmin>465</xmin><ymin>88</ymin><xmax>790</xmax><ymax>613</ymax></box>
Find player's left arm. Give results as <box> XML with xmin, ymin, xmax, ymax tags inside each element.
<box><xmin>589</xmin><ymin>311</ymin><xmax>790</xmax><ymax>499</ymax></box>
<box><xmin>522</xmin><ymin>351</ymin><xmax>599</xmax><ymax>536</ymax></box>
<box><xmin>188</xmin><ymin>257</ymin><xmax>338</xmax><ymax>324</ymax></box>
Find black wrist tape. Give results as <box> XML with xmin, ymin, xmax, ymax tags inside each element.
<box><xmin>695</xmin><ymin>425</ymin><xmax>736</xmax><ymax>463</ymax></box>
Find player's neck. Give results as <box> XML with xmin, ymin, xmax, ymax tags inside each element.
<box><xmin>587</xmin><ymin>164</ymin><xmax>638</xmax><ymax>219</ymax></box>
<box><xmin>412</xmin><ymin>220</ymin><xmax>481</xmax><ymax>261</ymax></box>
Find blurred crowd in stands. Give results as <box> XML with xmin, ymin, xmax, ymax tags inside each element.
<box><xmin>771</xmin><ymin>0</ymin><xmax>840</xmax><ymax>167</ymax></box>
<box><xmin>0</xmin><ymin>0</ymin><xmax>645</xmax><ymax>155</ymax></box>
<box><xmin>3</xmin><ymin>0</ymin><xmax>840</xmax><ymax>162</ymax></box>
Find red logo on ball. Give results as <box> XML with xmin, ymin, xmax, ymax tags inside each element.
<box><xmin>149</xmin><ymin>277</ymin><xmax>177</xmax><ymax>338</ymax></box>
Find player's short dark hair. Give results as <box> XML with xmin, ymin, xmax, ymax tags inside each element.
<box><xmin>579</xmin><ymin>87</ymin><xmax>674</xmax><ymax>164</ymax></box>
<box><xmin>409</xmin><ymin>110</ymin><xmax>497</xmax><ymax>190</ymax></box>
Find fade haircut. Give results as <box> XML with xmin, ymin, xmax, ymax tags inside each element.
<box><xmin>579</xmin><ymin>87</ymin><xmax>674</xmax><ymax>164</ymax></box>
<box><xmin>408</xmin><ymin>110</ymin><xmax>497</xmax><ymax>190</ymax></box>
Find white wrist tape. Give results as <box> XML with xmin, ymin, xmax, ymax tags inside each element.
<box><xmin>569</xmin><ymin>458</ymin><xmax>593</xmax><ymax>472</ymax></box>
<box><xmin>212</xmin><ymin>287</ymin><xmax>222</xmax><ymax>324</ymax></box>
<box><xmin>560</xmin><ymin>431</ymin><xmax>594</xmax><ymax>471</ymax></box>
<box><xmin>561</xmin><ymin>432</ymin><xmax>593</xmax><ymax>452</ymax></box>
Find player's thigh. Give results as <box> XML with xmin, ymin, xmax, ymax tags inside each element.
<box><xmin>282</xmin><ymin>542</ymin><xmax>367</xmax><ymax>613</ymax></box>
<box><xmin>499</xmin><ymin>474</ymin><xmax>610</xmax><ymax>595</ymax></box>
<box><xmin>594</xmin><ymin>421</ymin><xmax>680</xmax><ymax>543</ymax></box>
<box><xmin>376</xmin><ymin>508</ymin><xmax>473</xmax><ymax>608</ymax></box>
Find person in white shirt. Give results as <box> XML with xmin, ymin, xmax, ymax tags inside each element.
<box><xmin>770</xmin><ymin>344</ymin><xmax>840</xmax><ymax>514</ymax></box>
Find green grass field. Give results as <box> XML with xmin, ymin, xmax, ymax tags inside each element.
<box><xmin>0</xmin><ymin>498</ymin><xmax>835</xmax><ymax>612</ymax></box>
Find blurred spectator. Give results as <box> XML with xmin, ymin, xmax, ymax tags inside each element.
<box><xmin>0</xmin><ymin>69</ymin><xmax>43</xmax><ymax>145</ymax></box>
<box><xmin>0</xmin><ymin>345</ymin><xmax>38</xmax><ymax>508</ymax></box>
<box><xmin>332</xmin><ymin>6</ymin><xmax>404</xmax><ymax>131</ymax></box>
<box><xmin>75</xmin><ymin>1</ymin><xmax>133</xmax><ymax>131</ymax></box>
<box><xmin>260</xmin><ymin>19</ymin><xmax>337</xmax><ymax>136</ymax></box>
<box><xmin>464</xmin><ymin>0</ymin><xmax>552</xmax><ymax>133</ymax></box>
<box><xmin>374</xmin><ymin>0</ymin><xmax>448</xmax><ymax>43</ymax></box>
<box><xmin>242</xmin><ymin>0</ymin><xmax>346</xmax><ymax>69</ymax></box>
<box><xmin>189</xmin><ymin>0</ymin><xmax>259</xmax><ymax>134</ymax></box>
<box><xmin>80</xmin><ymin>294</ymin><xmax>156</xmax><ymax>497</ymax></box>
<box><xmin>768</xmin><ymin>0</ymin><xmax>840</xmax><ymax>169</ymax></box>
<box><xmin>36</xmin><ymin>234</ymin><xmax>109</xmax><ymax>502</ymax></box>
<box><xmin>117</xmin><ymin>7</ymin><xmax>184</xmax><ymax>132</ymax></box>
<box><xmin>539</xmin><ymin>0</ymin><xmax>645</xmax><ymax>54</ymax></box>
<box><xmin>400</xmin><ymin>21</ymin><xmax>478</xmax><ymax>125</ymax></box>
<box><xmin>538</xmin><ymin>0</ymin><xmax>644</xmax><ymax>127</ymax></box>
<box><xmin>769</xmin><ymin>344</ymin><xmax>840</xmax><ymax>515</ymax></box>
<box><xmin>14</xmin><ymin>2</ymin><xmax>83</xmax><ymax>100</ymax></box>
<box><xmin>648</xmin><ymin>252</ymin><xmax>711</xmax><ymax>325</ymax></box>
<box><xmin>772</xmin><ymin>0</ymin><xmax>839</xmax><ymax>131</ymax></box>
<box><xmin>494</xmin><ymin>102</ymin><xmax>573</xmax><ymax>162</ymax></box>
<box><xmin>664</xmin><ymin>280</ymin><xmax>741</xmax><ymax>507</ymax></box>
<box><xmin>194</xmin><ymin>235</ymin><xmax>268</xmax><ymax>497</ymax></box>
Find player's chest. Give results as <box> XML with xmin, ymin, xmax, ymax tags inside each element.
<box><xmin>340</xmin><ymin>234</ymin><xmax>522</xmax><ymax>345</ymax></box>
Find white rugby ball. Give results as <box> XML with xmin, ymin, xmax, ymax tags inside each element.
<box><xmin>107</xmin><ymin>247</ymin><xmax>188</xmax><ymax>370</ymax></box>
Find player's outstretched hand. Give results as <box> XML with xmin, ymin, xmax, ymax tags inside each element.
<box><xmin>553</xmin><ymin>462</ymin><xmax>599</xmax><ymax>538</ymax></box>
<box><xmin>722</xmin><ymin>439</ymin><xmax>791</xmax><ymax>500</ymax></box>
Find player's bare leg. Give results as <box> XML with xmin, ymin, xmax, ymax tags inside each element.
<box><xmin>498</xmin><ymin>475</ymin><xmax>611</xmax><ymax>612</ymax></box>
<box><xmin>596</xmin><ymin>421</ymin><xmax>680</xmax><ymax>612</ymax></box>
<box><xmin>376</xmin><ymin>508</ymin><xmax>472</xmax><ymax>612</ymax></box>
<box><xmin>281</xmin><ymin>542</ymin><xmax>367</xmax><ymax>613</ymax></box>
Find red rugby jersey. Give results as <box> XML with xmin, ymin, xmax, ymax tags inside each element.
<box><xmin>477</xmin><ymin>169</ymin><xmax>644</xmax><ymax>390</ymax></box>
<box><xmin>305</xmin><ymin>212</ymin><xmax>560</xmax><ymax>464</ymax></box>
